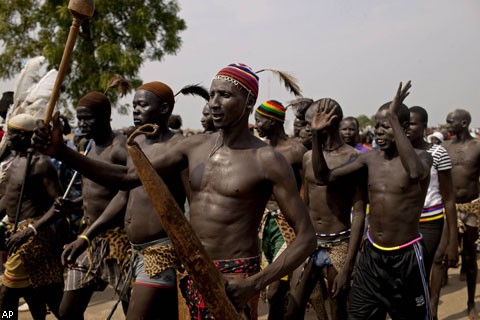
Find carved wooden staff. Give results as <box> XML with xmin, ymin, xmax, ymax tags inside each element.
<box><xmin>44</xmin><ymin>0</ymin><xmax>95</xmax><ymax>124</ymax></box>
<box><xmin>126</xmin><ymin>124</ymin><xmax>241</xmax><ymax>320</ymax></box>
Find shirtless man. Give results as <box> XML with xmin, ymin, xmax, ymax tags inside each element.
<box><xmin>254</xmin><ymin>99</ymin><xmax>307</xmax><ymax>319</ymax></box>
<box><xmin>310</xmin><ymin>82</ymin><xmax>433</xmax><ymax>319</ymax></box>
<box><xmin>443</xmin><ymin>108</ymin><xmax>480</xmax><ymax>320</ymax></box>
<box><xmin>35</xmin><ymin>63</ymin><xmax>316</xmax><ymax>319</ymax></box>
<box><xmin>200</xmin><ymin>103</ymin><xmax>215</xmax><ymax>134</ymax></box>
<box><xmin>286</xmin><ymin>98</ymin><xmax>366</xmax><ymax>320</ymax></box>
<box><xmin>62</xmin><ymin>82</ymin><xmax>188</xmax><ymax>319</ymax></box>
<box><xmin>0</xmin><ymin>114</ymin><xmax>63</xmax><ymax>319</ymax></box>
<box><xmin>408</xmin><ymin>106</ymin><xmax>458</xmax><ymax>320</ymax></box>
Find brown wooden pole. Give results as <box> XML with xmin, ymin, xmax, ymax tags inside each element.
<box><xmin>44</xmin><ymin>0</ymin><xmax>95</xmax><ymax>124</ymax></box>
<box><xmin>126</xmin><ymin>125</ymin><xmax>242</xmax><ymax>320</ymax></box>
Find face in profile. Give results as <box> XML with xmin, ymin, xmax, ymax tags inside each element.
<box><xmin>200</xmin><ymin>104</ymin><xmax>214</xmax><ymax>132</ymax></box>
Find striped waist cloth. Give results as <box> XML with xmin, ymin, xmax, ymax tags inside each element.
<box><xmin>419</xmin><ymin>204</ymin><xmax>444</xmax><ymax>222</ymax></box>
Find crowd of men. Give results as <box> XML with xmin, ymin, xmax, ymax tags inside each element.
<box><xmin>0</xmin><ymin>63</ymin><xmax>479</xmax><ymax>320</ymax></box>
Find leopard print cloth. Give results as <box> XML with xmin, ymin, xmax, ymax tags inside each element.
<box><xmin>457</xmin><ymin>199</ymin><xmax>480</xmax><ymax>216</ymax></box>
<box><xmin>97</xmin><ymin>226</ymin><xmax>131</xmax><ymax>269</ymax></box>
<box><xmin>7</xmin><ymin>220</ymin><xmax>63</xmax><ymax>288</ymax></box>
<box><xmin>259</xmin><ymin>209</ymin><xmax>296</xmax><ymax>246</ymax></box>
<box><xmin>142</xmin><ymin>243</ymin><xmax>183</xmax><ymax>277</ymax></box>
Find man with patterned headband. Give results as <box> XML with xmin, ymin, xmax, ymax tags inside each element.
<box><xmin>309</xmin><ymin>82</ymin><xmax>433</xmax><ymax>320</ymax></box>
<box><xmin>0</xmin><ymin>114</ymin><xmax>64</xmax><ymax>319</ymax></box>
<box><xmin>60</xmin><ymin>82</ymin><xmax>188</xmax><ymax>319</ymax></box>
<box><xmin>443</xmin><ymin>108</ymin><xmax>480</xmax><ymax>320</ymax></box>
<box><xmin>286</xmin><ymin>98</ymin><xmax>367</xmax><ymax>320</ymax></box>
<box><xmin>34</xmin><ymin>63</ymin><xmax>316</xmax><ymax>319</ymax></box>
<box><xmin>254</xmin><ymin>99</ymin><xmax>307</xmax><ymax>319</ymax></box>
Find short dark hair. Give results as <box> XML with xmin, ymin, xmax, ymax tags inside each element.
<box><xmin>409</xmin><ymin>106</ymin><xmax>428</xmax><ymax>126</ymax></box>
<box><xmin>379</xmin><ymin>101</ymin><xmax>409</xmax><ymax>126</ymax></box>
<box><xmin>342</xmin><ymin>116</ymin><xmax>359</xmax><ymax>130</ymax></box>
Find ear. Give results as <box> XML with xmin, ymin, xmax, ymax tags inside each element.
<box><xmin>461</xmin><ymin>119</ymin><xmax>468</xmax><ymax>128</ymax></box>
<box><xmin>246</xmin><ymin>95</ymin><xmax>256</xmax><ymax>113</ymax></box>
<box><xmin>160</xmin><ymin>102</ymin><xmax>171</xmax><ymax>115</ymax></box>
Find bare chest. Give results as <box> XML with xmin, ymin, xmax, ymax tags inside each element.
<box><xmin>189</xmin><ymin>150</ymin><xmax>265</xmax><ymax>198</ymax></box>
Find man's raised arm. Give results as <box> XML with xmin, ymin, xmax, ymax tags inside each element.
<box><xmin>386</xmin><ymin>81</ymin><xmax>432</xmax><ymax>180</ymax></box>
<box><xmin>310</xmin><ymin>106</ymin><xmax>364</xmax><ymax>185</ymax></box>
<box><xmin>34</xmin><ymin>111</ymin><xmax>134</xmax><ymax>188</ymax></box>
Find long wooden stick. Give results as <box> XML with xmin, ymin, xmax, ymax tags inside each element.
<box><xmin>126</xmin><ymin>124</ymin><xmax>241</xmax><ymax>320</ymax></box>
<box><xmin>44</xmin><ymin>0</ymin><xmax>95</xmax><ymax>124</ymax></box>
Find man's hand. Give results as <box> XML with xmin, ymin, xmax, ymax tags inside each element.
<box><xmin>61</xmin><ymin>237</ymin><xmax>89</xmax><ymax>265</ymax></box>
<box><xmin>33</xmin><ymin>111</ymin><xmax>65</xmax><ymax>157</ymax></box>
<box><xmin>225</xmin><ymin>277</ymin><xmax>258</xmax><ymax>312</ymax></box>
<box><xmin>331</xmin><ymin>269</ymin><xmax>350</xmax><ymax>298</ymax></box>
<box><xmin>6</xmin><ymin>228</ymin><xmax>34</xmax><ymax>255</ymax></box>
<box><xmin>388</xmin><ymin>81</ymin><xmax>412</xmax><ymax>117</ymax></box>
<box><xmin>443</xmin><ymin>242</ymin><xmax>459</xmax><ymax>268</ymax></box>
<box><xmin>54</xmin><ymin>198</ymin><xmax>79</xmax><ymax>215</ymax></box>
<box><xmin>310</xmin><ymin>103</ymin><xmax>338</xmax><ymax>132</ymax></box>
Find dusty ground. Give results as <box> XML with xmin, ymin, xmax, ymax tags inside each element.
<box><xmin>17</xmin><ymin>262</ymin><xmax>478</xmax><ymax>319</ymax></box>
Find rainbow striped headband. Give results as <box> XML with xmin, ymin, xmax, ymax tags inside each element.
<box><xmin>214</xmin><ymin>63</ymin><xmax>259</xmax><ymax>98</ymax></box>
<box><xmin>256</xmin><ymin>100</ymin><xmax>286</xmax><ymax>123</ymax></box>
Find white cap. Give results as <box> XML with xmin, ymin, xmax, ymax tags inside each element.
<box><xmin>427</xmin><ymin>131</ymin><xmax>444</xmax><ymax>143</ymax></box>
<box><xmin>7</xmin><ymin>114</ymin><xmax>36</xmax><ymax>132</ymax></box>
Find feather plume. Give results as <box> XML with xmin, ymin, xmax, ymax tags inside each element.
<box><xmin>104</xmin><ymin>74</ymin><xmax>130</xmax><ymax>97</ymax></box>
<box><xmin>256</xmin><ymin>69</ymin><xmax>302</xmax><ymax>97</ymax></box>
<box><xmin>174</xmin><ymin>84</ymin><xmax>210</xmax><ymax>102</ymax></box>
<box><xmin>288</xmin><ymin>98</ymin><xmax>314</xmax><ymax>118</ymax></box>
<box><xmin>13</xmin><ymin>56</ymin><xmax>46</xmax><ymax>109</ymax></box>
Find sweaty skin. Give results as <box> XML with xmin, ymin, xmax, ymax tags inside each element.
<box><xmin>34</xmin><ymin>79</ymin><xmax>316</xmax><ymax>312</ymax></box>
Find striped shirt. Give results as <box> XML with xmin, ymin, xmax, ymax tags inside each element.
<box><xmin>421</xmin><ymin>144</ymin><xmax>452</xmax><ymax>218</ymax></box>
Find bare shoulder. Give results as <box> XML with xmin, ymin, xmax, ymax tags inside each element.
<box><xmin>257</xmin><ymin>143</ymin><xmax>294</xmax><ymax>178</ymax></box>
<box><xmin>32</xmin><ymin>154</ymin><xmax>56</xmax><ymax>174</ymax></box>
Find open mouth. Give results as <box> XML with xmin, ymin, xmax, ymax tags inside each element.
<box><xmin>212</xmin><ymin>114</ymin><xmax>223</xmax><ymax>121</ymax></box>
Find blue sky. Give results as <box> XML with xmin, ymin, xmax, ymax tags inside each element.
<box><xmin>2</xmin><ymin>0</ymin><xmax>479</xmax><ymax>131</ymax></box>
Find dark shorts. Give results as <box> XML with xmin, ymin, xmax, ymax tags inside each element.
<box><xmin>349</xmin><ymin>241</ymin><xmax>431</xmax><ymax>320</ymax></box>
<box><xmin>419</xmin><ymin>217</ymin><xmax>444</xmax><ymax>277</ymax></box>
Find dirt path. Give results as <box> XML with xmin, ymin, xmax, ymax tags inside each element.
<box><xmin>17</xmin><ymin>262</ymin><xmax>477</xmax><ymax>319</ymax></box>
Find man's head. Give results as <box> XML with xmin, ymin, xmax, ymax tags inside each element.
<box><xmin>374</xmin><ymin>101</ymin><xmax>409</xmax><ymax>151</ymax></box>
<box><xmin>407</xmin><ymin>106</ymin><xmax>428</xmax><ymax>142</ymax></box>
<box><xmin>133</xmin><ymin>81</ymin><xmax>175</xmax><ymax>127</ymax></box>
<box><xmin>209</xmin><ymin>63</ymin><xmax>259</xmax><ymax>129</ymax></box>
<box><xmin>254</xmin><ymin>100</ymin><xmax>286</xmax><ymax>137</ymax></box>
<box><xmin>7</xmin><ymin>113</ymin><xmax>35</xmax><ymax>151</ymax></box>
<box><xmin>446</xmin><ymin>108</ymin><xmax>471</xmax><ymax>136</ymax></box>
<box><xmin>305</xmin><ymin>98</ymin><xmax>343</xmax><ymax>127</ymax></box>
<box><xmin>340</xmin><ymin>116</ymin><xmax>360</xmax><ymax>147</ymax></box>
<box><xmin>76</xmin><ymin>92</ymin><xmax>111</xmax><ymax>138</ymax></box>
<box><xmin>200</xmin><ymin>103</ymin><xmax>214</xmax><ymax>132</ymax></box>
